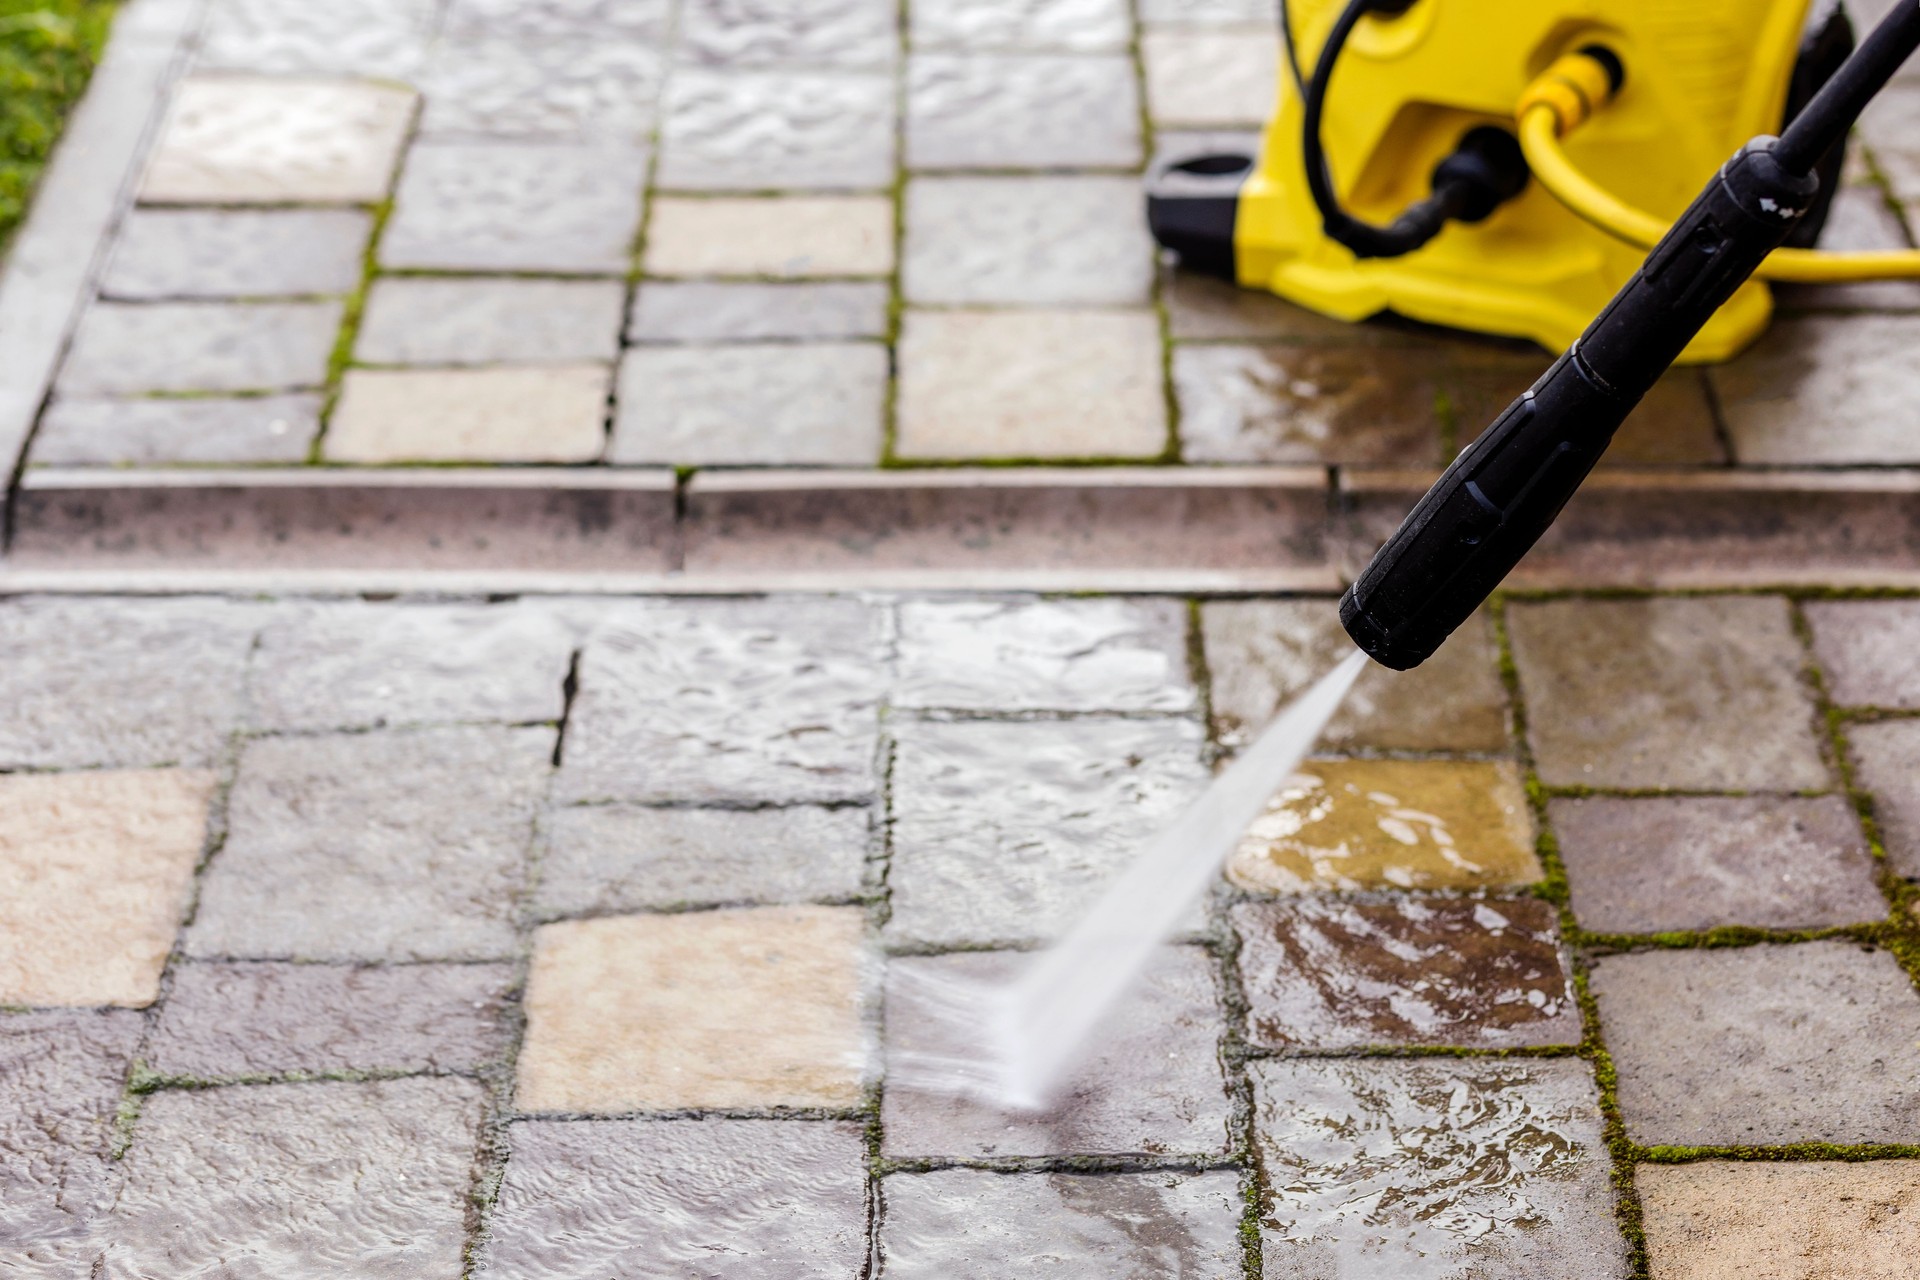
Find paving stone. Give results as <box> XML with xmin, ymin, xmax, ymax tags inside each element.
<box><xmin>1847</xmin><ymin>717</ymin><xmax>1920</xmax><ymax>880</ymax></box>
<box><xmin>882</xmin><ymin>947</ymin><xmax>1230</xmax><ymax>1158</ymax></box>
<box><xmin>680</xmin><ymin>0</ymin><xmax>898</xmax><ymax>68</ymax></box>
<box><xmin>1637</xmin><ymin>1160</ymin><xmax>1920</xmax><ymax>1280</ymax></box>
<box><xmin>58</xmin><ymin>301</ymin><xmax>341</xmax><ymax>396</ymax></box>
<box><xmin>1438</xmin><ymin>357</ymin><xmax>1726</xmax><ymax>468</ymax></box>
<box><xmin>29</xmin><ymin>395</ymin><xmax>320</xmax><ymax>466</ymax></box>
<box><xmin>1227</xmin><ymin>759</ymin><xmax>1540</xmax><ymax>895</ymax></box>
<box><xmin>418</xmin><ymin>37</ymin><xmax>666</xmax><ymax>142</ymax></box>
<box><xmin>1860</xmin><ymin>78</ymin><xmax>1920</xmax><ymax>205</ymax></box>
<box><xmin>1251</xmin><ymin>1057</ymin><xmax>1627</xmax><ymax>1280</ymax></box>
<box><xmin>887</xmin><ymin>717</ymin><xmax>1209</xmax><ymax>947</ymax></box>
<box><xmin>104</xmin><ymin>1078</ymin><xmax>484</xmax><ymax>1280</ymax></box>
<box><xmin>1165</xmin><ymin>263</ymin><xmax>1380</xmax><ymax>342</ymax></box>
<box><xmin>382</xmin><ymin>142</ymin><xmax>647</xmax><ymax>274</ymax></box>
<box><xmin>895</xmin><ymin>308</ymin><xmax>1166</xmax><ymax>459</ymax></box>
<box><xmin>196</xmin><ymin>0</ymin><xmax>436</xmax><ymax>79</ymax></box>
<box><xmin>478</xmin><ymin>1118</ymin><xmax>867</xmax><ymax>1278</ymax></box>
<box><xmin>536</xmin><ymin>804</ymin><xmax>871</xmax><ymax>916</ymax></box>
<box><xmin>1142</xmin><ymin>29</ymin><xmax>1276</xmax><ymax>127</ymax></box>
<box><xmin>444</xmin><ymin>0</ymin><xmax>674</xmax><ymax>39</ymax></box>
<box><xmin>894</xmin><ymin>597</ymin><xmax>1196</xmax><ymax>712</ymax></box>
<box><xmin>1551</xmin><ymin>794</ymin><xmax>1884</xmax><ymax>934</ymax></box>
<box><xmin>556</xmin><ymin>599</ymin><xmax>884</xmax><ymax>805</ymax></box>
<box><xmin>102</xmin><ymin>209</ymin><xmax>370</xmax><ymax>301</ymax></box>
<box><xmin>187</xmin><ymin>727</ymin><xmax>552</xmax><ymax>963</ymax></box>
<box><xmin>1590</xmin><ymin>942</ymin><xmax>1920</xmax><ymax>1146</ymax></box>
<box><xmin>1508</xmin><ymin>596</ymin><xmax>1831</xmax><ymax>791</ymax></box>
<box><xmin>627</xmin><ymin>281</ymin><xmax>891</xmax><ymax>343</ymax></box>
<box><xmin>1174</xmin><ymin>343</ymin><xmax>1446</xmax><ymax>465</ymax></box>
<box><xmin>609</xmin><ymin>343</ymin><xmax>887</xmax><ymax>465</ymax></box>
<box><xmin>903</xmin><ymin>176</ymin><xmax>1155</xmax><ymax>305</ymax></box>
<box><xmin>326</xmin><ymin>365</ymin><xmax>611</xmax><ymax>464</ymax></box>
<box><xmin>516</xmin><ymin>906</ymin><xmax>869</xmax><ymax>1112</ymax></box>
<box><xmin>1806</xmin><ymin>599</ymin><xmax>1920</xmax><ymax>709</ymax></box>
<box><xmin>906</xmin><ymin>53</ymin><xmax>1140</xmax><ymax>170</ymax></box>
<box><xmin>911</xmin><ymin>0</ymin><xmax>1133</xmax><ymax>51</ymax></box>
<box><xmin>249</xmin><ymin>601</ymin><xmax>575</xmax><ymax>733</ymax></box>
<box><xmin>1715</xmin><ymin>315</ymin><xmax>1920</xmax><ymax>464</ymax></box>
<box><xmin>657</xmin><ymin>70</ymin><xmax>895</xmax><ymax>190</ymax></box>
<box><xmin>1139</xmin><ymin>0</ymin><xmax>1272</xmax><ymax>23</ymax></box>
<box><xmin>644</xmin><ymin>194</ymin><xmax>895</xmax><ymax>277</ymax></box>
<box><xmin>355</xmin><ymin>277</ymin><xmax>626</xmax><ymax>366</ymax></box>
<box><xmin>881</xmin><ymin>1170</ymin><xmax>1244</xmax><ymax>1278</ymax></box>
<box><xmin>1775</xmin><ymin>182</ymin><xmax>1920</xmax><ymax>313</ymax></box>
<box><xmin>0</xmin><ymin>597</ymin><xmax>261</xmax><ymax>769</ymax></box>
<box><xmin>1201</xmin><ymin>599</ymin><xmax>1510</xmax><ymax>753</ymax></box>
<box><xmin>141</xmin><ymin>77</ymin><xmax>416</xmax><ymax>204</ymax></box>
<box><xmin>1234</xmin><ymin>896</ymin><xmax>1579</xmax><ymax>1052</ymax></box>
<box><xmin>145</xmin><ymin>962</ymin><xmax>514</xmax><ymax>1080</ymax></box>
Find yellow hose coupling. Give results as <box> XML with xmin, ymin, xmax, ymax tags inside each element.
<box><xmin>1518</xmin><ymin>47</ymin><xmax>1623</xmax><ymax>135</ymax></box>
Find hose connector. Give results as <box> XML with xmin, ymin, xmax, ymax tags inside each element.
<box><xmin>1518</xmin><ymin>46</ymin><xmax>1625</xmax><ymax>135</ymax></box>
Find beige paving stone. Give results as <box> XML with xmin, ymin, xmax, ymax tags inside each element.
<box><xmin>1141</xmin><ymin>28</ymin><xmax>1277</xmax><ymax>127</ymax></box>
<box><xmin>896</xmin><ymin>309</ymin><xmax>1166</xmax><ymax>459</ymax></box>
<box><xmin>1226</xmin><ymin>758</ymin><xmax>1540</xmax><ymax>894</ymax></box>
<box><xmin>141</xmin><ymin>77</ymin><xmax>416</xmax><ymax>205</ymax></box>
<box><xmin>325</xmin><ymin>366</ymin><xmax>610</xmax><ymax>463</ymax></box>
<box><xmin>644</xmin><ymin>195</ymin><xmax>895</xmax><ymax>278</ymax></box>
<box><xmin>0</xmin><ymin>771</ymin><xmax>214</xmax><ymax>1007</ymax></box>
<box><xmin>1638</xmin><ymin>1160</ymin><xmax>1920</xmax><ymax>1280</ymax></box>
<box><xmin>1805</xmin><ymin>599</ymin><xmax>1920</xmax><ymax>710</ymax></box>
<box><xmin>516</xmin><ymin>906</ymin><xmax>869</xmax><ymax>1112</ymax></box>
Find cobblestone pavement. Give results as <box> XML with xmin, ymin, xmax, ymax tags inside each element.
<box><xmin>4</xmin><ymin>588</ymin><xmax>1919</xmax><ymax>1277</ymax></box>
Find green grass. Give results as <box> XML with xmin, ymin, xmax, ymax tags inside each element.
<box><xmin>0</xmin><ymin>1</ymin><xmax>116</xmax><ymax>255</ymax></box>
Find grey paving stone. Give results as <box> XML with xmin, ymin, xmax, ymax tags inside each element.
<box><xmin>30</xmin><ymin>395</ymin><xmax>320</xmax><ymax>466</ymax></box>
<box><xmin>1507</xmin><ymin>596</ymin><xmax>1831</xmax><ymax>791</ymax></box>
<box><xmin>355</xmin><ymin>277</ymin><xmax>626</xmax><ymax>366</ymax></box>
<box><xmin>1551</xmin><ymin>795</ymin><xmax>1884</xmax><ymax>933</ymax></box>
<box><xmin>893</xmin><ymin>596</ymin><xmax>1196</xmax><ymax>712</ymax></box>
<box><xmin>418</xmin><ymin>37</ymin><xmax>666</xmax><ymax>142</ymax></box>
<box><xmin>627</xmin><ymin>281</ymin><xmax>890</xmax><ymax>344</ymax></box>
<box><xmin>187</xmin><ymin>727</ymin><xmax>552</xmax><ymax>962</ymax></box>
<box><xmin>536</xmin><ymin>804</ymin><xmax>871</xmax><ymax>916</ymax></box>
<box><xmin>1848</xmin><ymin>718</ymin><xmax>1920</xmax><ymax>881</ymax></box>
<box><xmin>1138</xmin><ymin>0</ymin><xmax>1272</xmax><ymax>22</ymax></box>
<box><xmin>382</xmin><ymin>143</ymin><xmax>647</xmax><ymax>274</ymax></box>
<box><xmin>104</xmin><ymin>1078</ymin><xmax>483</xmax><ymax>1280</ymax></box>
<box><xmin>887</xmin><ymin>716</ymin><xmax>1209</xmax><ymax>947</ymax></box>
<box><xmin>556</xmin><ymin>599</ymin><xmax>885</xmax><ymax>805</ymax></box>
<box><xmin>249</xmin><ymin>601</ymin><xmax>575</xmax><ymax>733</ymax></box>
<box><xmin>679</xmin><ymin>0</ymin><xmax>898</xmax><ymax>67</ymax></box>
<box><xmin>882</xmin><ymin>1170</ymin><xmax>1244</xmax><ymax>1278</ymax></box>
<box><xmin>1252</xmin><ymin>1057</ymin><xmax>1627</xmax><ymax>1280</ymax></box>
<box><xmin>883</xmin><ymin>947</ymin><xmax>1231</xmax><ymax>1159</ymax></box>
<box><xmin>1806</xmin><ymin>599</ymin><xmax>1920</xmax><ymax>709</ymax></box>
<box><xmin>102</xmin><ymin>209</ymin><xmax>371</xmax><ymax>300</ymax></box>
<box><xmin>1590</xmin><ymin>942</ymin><xmax>1920</xmax><ymax>1146</ymax></box>
<box><xmin>58</xmin><ymin>301</ymin><xmax>342</xmax><ymax>396</ymax></box>
<box><xmin>1774</xmin><ymin>182</ymin><xmax>1920</xmax><ymax>313</ymax></box>
<box><xmin>911</xmin><ymin>0</ymin><xmax>1133</xmax><ymax>51</ymax></box>
<box><xmin>196</xmin><ymin>0</ymin><xmax>436</xmax><ymax>78</ymax></box>
<box><xmin>1141</xmin><ymin>28</ymin><xmax>1276</xmax><ymax>127</ymax></box>
<box><xmin>657</xmin><ymin>69</ymin><xmax>895</xmax><ymax>190</ymax></box>
<box><xmin>444</xmin><ymin>0</ymin><xmax>674</xmax><ymax>39</ymax></box>
<box><xmin>905</xmin><ymin>53</ymin><xmax>1140</xmax><ymax>170</ymax></box>
<box><xmin>610</xmin><ymin>342</ymin><xmax>888</xmax><ymax>465</ymax></box>
<box><xmin>145</xmin><ymin>962</ymin><xmax>515</xmax><ymax>1080</ymax></box>
<box><xmin>0</xmin><ymin>597</ymin><xmax>262</xmax><ymax>769</ymax></box>
<box><xmin>902</xmin><ymin>176</ymin><xmax>1155</xmax><ymax>305</ymax></box>
<box><xmin>476</xmin><ymin>1119</ymin><xmax>868</xmax><ymax>1279</ymax></box>
<box><xmin>1715</xmin><ymin>315</ymin><xmax>1920</xmax><ymax>464</ymax></box>
<box><xmin>1173</xmin><ymin>343</ymin><xmax>1449</xmax><ymax>465</ymax></box>
<box><xmin>1860</xmin><ymin>78</ymin><xmax>1920</xmax><ymax>205</ymax></box>
<box><xmin>1163</xmin><ymin>258</ymin><xmax>1372</xmax><ymax>342</ymax></box>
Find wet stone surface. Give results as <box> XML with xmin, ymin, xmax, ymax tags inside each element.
<box><xmin>1805</xmin><ymin>598</ymin><xmax>1920</xmax><ymax>709</ymax></box>
<box><xmin>1849</xmin><ymin>718</ymin><xmax>1920</xmax><ymax>881</ymax></box>
<box><xmin>1173</xmin><ymin>344</ymin><xmax>1449</xmax><ymax>466</ymax></box>
<box><xmin>355</xmin><ymin>277</ymin><xmax>627</xmax><ymax>366</ymax></box>
<box><xmin>627</xmin><ymin>281</ymin><xmax>892</xmax><ymax>344</ymax></box>
<box><xmin>910</xmin><ymin>0</ymin><xmax>1134</xmax><ymax>51</ymax></box>
<box><xmin>903</xmin><ymin>176</ymin><xmax>1155</xmax><ymax>306</ymax></box>
<box><xmin>642</xmin><ymin>194</ymin><xmax>895</xmax><ymax>277</ymax></box>
<box><xmin>656</xmin><ymin>70</ymin><xmax>895</xmax><ymax>190</ymax></box>
<box><xmin>1637</xmin><ymin>1160</ymin><xmax>1920</xmax><ymax>1280</ymax></box>
<box><xmin>59</xmin><ymin>301</ymin><xmax>341</xmax><ymax>396</ymax></box>
<box><xmin>418</xmin><ymin>37</ymin><xmax>666</xmax><ymax>143</ymax></box>
<box><xmin>102</xmin><ymin>209</ymin><xmax>371</xmax><ymax>300</ymax></box>
<box><xmin>325</xmin><ymin>366</ymin><xmax>613</xmax><ymax>464</ymax></box>
<box><xmin>1715</xmin><ymin>315</ymin><xmax>1920</xmax><ymax>464</ymax></box>
<box><xmin>30</xmin><ymin>395</ymin><xmax>320</xmax><ymax>466</ymax></box>
<box><xmin>906</xmin><ymin>54</ymin><xmax>1140</xmax><ymax>170</ymax></box>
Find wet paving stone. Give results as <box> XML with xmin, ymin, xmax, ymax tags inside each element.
<box><xmin>535</xmin><ymin>803</ymin><xmax>872</xmax><ymax>917</ymax></box>
<box><xmin>1590</xmin><ymin>942</ymin><xmax>1920</xmax><ymax>1146</ymax></box>
<box><xmin>1233</xmin><ymin>896</ymin><xmax>1580</xmax><ymax>1052</ymax></box>
<box><xmin>894</xmin><ymin>597</ymin><xmax>1196</xmax><ymax>713</ymax></box>
<box><xmin>1250</xmin><ymin>1057</ymin><xmax>1627</xmax><ymax>1279</ymax></box>
<box><xmin>556</xmin><ymin>599</ymin><xmax>884</xmax><ymax>805</ymax></box>
<box><xmin>1637</xmin><ymin>1160</ymin><xmax>1920</xmax><ymax>1280</ymax></box>
<box><xmin>1226</xmin><ymin>759</ymin><xmax>1540</xmax><ymax>895</ymax></box>
<box><xmin>887</xmin><ymin>717</ymin><xmax>1209</xmax><ymax>947</ymax></box>
<box><xmin>610</xmin><ymin>342</ymin><xmax>888</xmax><ymax>465</ymax></box>
<box><xmin>906</xmin><ymin>54</ymin><xmax>1140</xmax><ymax>170</ymax></box>
<box><xmin>1844</xmin><ymin>717</ymin><xmax>1920</xmax><ymax>881</ymax></box>
<box><xmin>187</xmin><ymin>727</ymin><xmax>552</xmax><ymax>963</ymax></box>
<box><xmin>516</xmin><ymin>906</ymin><xmax>869</xmax><ymax>1112</ymax></box>
<box><xmin>381</xmin><ymin>142</ymin><xmax>647</xmax><ymax>274</ymax></box>
<box><xmin>104</xmin><ymin>1078</ymin><xmax>484</xmax><ymax>1280</ymax></box>
<box><xmin>1858</xmin><ymin>78</ymin><xmax>1920</xmax><ymax>209</ymax></box>
<box><xmin>1714</xmin><ymin>315</ymin><xmax>1920</xmax><ymax>464</ymax></box>
<box><xmin>444</xmin><ymin>0</ymin><xmax>674</xmax><ymax>39</ymax></box>
<box><xmin>679</xmin><ymin>0</ymin><xmax>899</xmax><ymax>68</ymax></box>
<box><xmin>1774</xmin><ymin>181</ymin><xmax>1920</xmax><ymax>313</ymax></box>
<box><xmin>881</xmin><ymin>1170</ymin><xmax>1244</xmax><ymax>1278</ymax></box>
<box><xmin>1550</xmin><ymin>794</ymin><xmax>1884</xmax><ymax>934</ymax></box>
<box><xmin>145</xmin><ymin>962</ymin><xmax>514</xmax><ymax>1080</ymax></box>
<box><xmin>903</xmin><ymin>176</ymin><xmax>1155</xmax><ymax>305</ymax></box>
<box><xmin>141</xmin><ymin>76</ymin><xmax>416</xmax><ymax>204</ymax></box>
<box><xmin>1507</xmin><ymin>596</ymin><xmax>1831</xmax><ymax>792</ymax></box>
<box><xmin>657</xmin><ymin>69</ymin><xmax>895</xmax><ymax>190</ymax></box>
<box><xmin>1164</xmin><ymin>264</ymin><xmax>1378</xmax><ymax>342</ymax></box>
<box><xmin>1141</xmin><ymin>28</ymin><xmax>1276</xmax><ymax>127</ymax></box>
<box><xmin>1201</xmin><ymin>599</ymin><xmax>1509</xmax><ymax>753</ymax></box>
<box><xmin>911</xmin><ymin>0</ymin><xmax>1133</xmax><ymax>51</ymax></box>
<box><xmin>477</xmin><ymin>1118</ymin><xmax>868</xmax><ymax>1279</ymax></box>
<box><xmin>355</xmin><ymin>277</ymin><xmax>626</xmax><ymax>366</ymax></box>
<box><xmin>1174</xmin><ymin>344</ymin><xmax>1449</xmax><ymax>465</ymax></box>
<box><xmin>196</xmin><ymin>0</ymin><xmax>436</xmax><ymax>79</ymax></box>
<box><xmin>30</xmin><ymin>395</ymin><xmax>320</xmax><ymax>466</ymax></box>
<box><xmin>419</xmin><ymin>37</ymin><xmax>666</xmax><ymax>142</ymax></box>
<box><xmin>326</xmin><ymin>365</ymin><xmax>612</xmax><ymax>463</ymax></box>
<box><xmin>628</xmin><ymin>281</ymin><xmax>891</xmax><ymax>343</ymax></box>
<box><xmin>643</xmin><ymin>194</ymin><xmax>895</xmax><ymax>277</ymax></box>
<box><xmin>59</xmin><ymin>301</ymin><xmax>341</xmax><ymax>396</ymax></box>
<box><xmin>102</xmin><ymin>209</ymin><xmax>371</xmax><ymax>300</ymax></box>
<box><xmin>1805</xmin><ymin>598</ymin><xmax>1920</xmax><ymax>709</ymax></box>
<box><xmin>882</xmin><ymin>947</ymin><xmax>1230</xmax><ymax>1159</ymax></box>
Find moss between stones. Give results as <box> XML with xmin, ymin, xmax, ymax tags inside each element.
<box><xmin>0</xmin><ymin>1</ymin><xmax>115</xmax><ymax>256</ymax></box>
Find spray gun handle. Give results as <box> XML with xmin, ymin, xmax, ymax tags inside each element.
<box><xmin>1339</xmin><ymin>139</ymin><xmax>1818</xmax><ymax>670</ymax></box>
